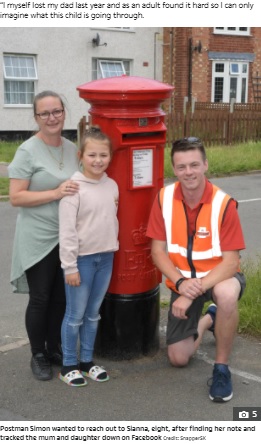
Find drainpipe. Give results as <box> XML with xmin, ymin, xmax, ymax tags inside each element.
<box><xmin>154</xmin><ymin>32</ymin><xmax>160</xmax><ymax>80</ymax></box>
<box><xmin>188</xmin><ymin>37</ymin><xmax>193</xmax><ymax>102</ymax></box>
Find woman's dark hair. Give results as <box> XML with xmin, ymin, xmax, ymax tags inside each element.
<box><xmin>33</xmin><ymin>91</ymin><xmax>65</xmax><ymax>116</ymax></box>
<box><xmin>79</xmin><ymin>126</ymin><xmax>113</xmax><ymax>158</ymax></box>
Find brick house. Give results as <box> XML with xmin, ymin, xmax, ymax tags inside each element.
<box><xmin>163</xmin><ymin>27</ymin><xmax>261</xmax><ymax>113</ymax></box>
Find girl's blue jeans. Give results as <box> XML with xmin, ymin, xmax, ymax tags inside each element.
<box><xmin>61</xmin><ymin>252</ymin><xmax>114</xmax><ymax>366</ymax></box>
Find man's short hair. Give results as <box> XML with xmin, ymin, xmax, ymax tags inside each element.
<box><xmin>171</xmin><ymin>137</ymin><xmax>207</xmax><ymax>165</ymax></box>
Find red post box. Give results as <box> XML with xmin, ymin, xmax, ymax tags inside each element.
<box><xmin>77</xmin><ymin>76</ymin><xmax>174</xmax><ymax>359</ymax></box>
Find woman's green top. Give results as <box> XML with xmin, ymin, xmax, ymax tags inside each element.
<box><xmin>8</xmin><ymin>136</ymin><xmax>79</xmax><ymax>293</ymax></box>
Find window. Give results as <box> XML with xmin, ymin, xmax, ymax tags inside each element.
<box><xmin>3</xmin><ymin>54</ymin><xmax>37</xmax><ymax>105</ymax></box>
<box><xmin>230</xmin><ymin>63</ymin><xmax>239</xmax><ymax>75</ymax></box>
<box><xmin>92</xmin><ymin>59</ymin><xmax>131</xmax><ymax>79</ymax></box>
<box><xmin>214</xmin><ymin>27</ymin><xmax>250</xmax><ymax>36</ymax></box>
<box><xmin>212</xmin><ymin>61</ymin><xmax>248</xmax><ymax>103</ymax></box>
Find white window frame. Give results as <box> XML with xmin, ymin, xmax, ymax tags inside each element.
<box><xmin>92</xmin><ymin>59</ymin><xmax>131</xmax><ymax>80</ymax></box>
<box><xmin>3</xmin><ymin>54</ymin><xmax>37</xmax><ymax>106</ymax></box>
<box><xmin>211</xmin><ymin>60</ymin><xmax>249</xmax><ymax>103</ymax></box>
<box><xmin>99</xmin><ymin>60</ymin><xmax>126</xmax><ymax>78</ymax></box>
<box><xmin>214</xmin><ymin>27</ymin><xmax>250</xmax><ymax>36</ymax></box>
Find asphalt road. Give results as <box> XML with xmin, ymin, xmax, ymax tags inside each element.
<box><xmin>0</xmin><ymin>173</ymin><xmax>260</xmax><ymax>422</ymax></box>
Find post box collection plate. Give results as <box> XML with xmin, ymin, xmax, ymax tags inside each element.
<box><xmin>131</xmin><ymin>147</ymin><xmax>154</xmax><ymax>189</ymax></box>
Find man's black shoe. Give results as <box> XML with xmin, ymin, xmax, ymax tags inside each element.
<box><xmin>31</xmin><ymin>353</ymin><xmax>53</xmax><ymax>381</ymax></box>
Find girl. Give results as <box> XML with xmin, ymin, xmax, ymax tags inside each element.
<box><xmin>59</xmin><ymin>127</ymin><xmax>119</xmax><ymax>387</ymax></box>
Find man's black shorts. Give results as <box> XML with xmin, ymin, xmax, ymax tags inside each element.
<box><xmin>166</xmin><ymin>272</ymin><xmax>246</xmax><ymax>345</ymax></box>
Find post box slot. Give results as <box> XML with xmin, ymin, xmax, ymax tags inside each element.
<box><xmin>122</xmin><ymin>132</ymin><xmax>164</xmax><ymax>144</ymax></box>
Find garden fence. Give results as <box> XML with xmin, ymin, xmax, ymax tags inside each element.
<box><xmin>166</xmin><ymin>101</ymin><xmax>261</xmax><ymax>146</ymax></box>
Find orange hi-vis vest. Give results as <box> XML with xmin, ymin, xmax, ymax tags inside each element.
<box><xmin>160</xmin><ymin>182</ymin><xmax>233</xmax><ymax>292</ymax></box>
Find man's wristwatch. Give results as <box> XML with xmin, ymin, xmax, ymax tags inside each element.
<box><xmin>175</xmin><ymin>277</ymin><xmax>186</xmax><ymax>292</ymax></box>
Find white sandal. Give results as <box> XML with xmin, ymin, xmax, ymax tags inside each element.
<box><xmin>82</xmin><ymin>365</ymin><xmax>109</xmax><ymax>382</ymax></box>
<box><xmin>59</xmin><ymin>370</ymin><xmax>87</xmax><ymax>387</ymax></box>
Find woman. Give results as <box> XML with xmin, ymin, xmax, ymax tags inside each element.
<box><xmin>8</xmin><ymin>91</ymin><xmax>79</xmax><ymax>381</ymax></box>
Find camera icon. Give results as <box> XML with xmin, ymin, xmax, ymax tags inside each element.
<box><xmin>238</xmin><ymin>411</ymin><xmax>249</xmax><ymax>419</ymax></box>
